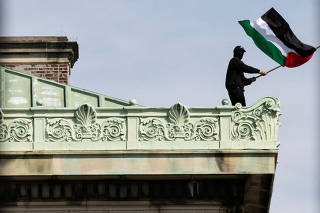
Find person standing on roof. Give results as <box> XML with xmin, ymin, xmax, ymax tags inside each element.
<box><xmin>225</xmin><ymin>46</ymin><xmax>267</xmax><ymax>106</ymax></box>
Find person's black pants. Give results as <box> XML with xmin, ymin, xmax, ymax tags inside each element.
<box><xmin>227</xmin><ymin>88</ymin><xmax>246</xmax><ymax>106</ymax></box>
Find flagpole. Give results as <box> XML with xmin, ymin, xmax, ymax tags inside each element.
<box><xmin>255</xmin><ymin>65</ymin><xmax>282</xmax><ymax>79</ymax></box>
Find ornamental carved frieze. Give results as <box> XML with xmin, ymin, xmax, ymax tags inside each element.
<box><xmin>231</xmin><ymin>97</ymin><xmax>280</xmax><ymax>142</ymax></box>
<box><xmin>0</xmin><ymin>110</ymin><xmax>33</xmax><ymax>142</ymax></box>
<box><xmin>139</xmin><ymin>103</ymin><xmax>219</xmax><ymax>141</ymax></box>
<box><xmin>46</xmin><ymin>104</ymin><xmax>126</xmax><ymax>142</ymax></box>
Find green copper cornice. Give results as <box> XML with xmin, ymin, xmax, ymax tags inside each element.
<box><xmin>0</xmin><ymin>97</ymin><xmax>280</xmax><ymax>151</ymax></box>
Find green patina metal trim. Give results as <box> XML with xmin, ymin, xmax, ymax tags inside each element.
<box><xmin>0</xmin><ymin>66</ymin><xmax>139</xmax><ymax>108</ymax></box>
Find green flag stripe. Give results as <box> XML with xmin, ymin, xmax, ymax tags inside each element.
<box><xmin>239</xmin><ymin>20</ymin><xmax>286</xmax><ymax>66</ymax></box>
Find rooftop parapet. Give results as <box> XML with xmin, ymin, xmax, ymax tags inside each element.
<box><xmin>0</xmin><ymin>97</ymin><xmax>280</xmax><ymax>152</ymax></box>
<box><xmin>0</xmin><ymin>66</ymin><xmax>280</xmax><ymax>151</ymax></box>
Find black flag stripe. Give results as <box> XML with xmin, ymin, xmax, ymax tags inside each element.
<box><xmin>261</xmin><ymin>8</ymin><xmax>315</xmax><ymax>57</ymax></box>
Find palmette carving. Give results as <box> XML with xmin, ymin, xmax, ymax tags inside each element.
<box><xmin>46</xmin><ymin>104</ymin><xmax>126</xmax><ymax>142</ymax></box>
<box><xmin>0</xmin><ymin>110</ymin><xmax>32</xmax><ymax>142</ymax></box>
<box><xmin>75</xmin><ymin>104</ymin><xmax>97</xmax><ymax>126</ymax></box>
<box><xmin>139</xmin><ymin>103</ymin><xmax>220</xmax><ymax>141</ymax></box>
<box><xmin>231</xmin><ymin>97</ymin><xmax>280</xmax><ymax>142</ymax></box>
<box><xmin>168</xmin><ymin>103</ymin><xmax>190</xmax><ymax>126</ymax></box>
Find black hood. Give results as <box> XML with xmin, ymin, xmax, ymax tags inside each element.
<box><xmin>233</xmin><ymin>46</ymin><xmax>245</xmax><ymax>59</ymax></box>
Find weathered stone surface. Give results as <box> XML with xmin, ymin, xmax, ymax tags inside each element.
<box><xmin>0</xmin><ymin>150</ymin><xmax>277</xmax><ymax>176</ymax></box>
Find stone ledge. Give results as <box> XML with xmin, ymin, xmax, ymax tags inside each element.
<box><xmin>0</xmin><ymin>36</ymin><xmax>69</xmax><ymax>42</ymax></box>
<box><xmin>0</xmin><ymin>149</ymin><xmax>279</xmax><ymax>155</ymax></box>
<box><xmin>0</xmin><ymin>150</ymin><xmax>277</xmax><ymax>176</ymax></box>
<box><xmin>0</xmin><ymin>36</ymin><xmax>78</xmax><ymax>67</ymax></box>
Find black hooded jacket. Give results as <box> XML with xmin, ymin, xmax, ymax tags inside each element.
<box><xmin>225</xmin><ymin>56</ymin><xmax>260</xmax><ymax>90</ymax></box>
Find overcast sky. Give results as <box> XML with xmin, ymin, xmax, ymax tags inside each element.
<box><xmin>1</xmin><ymin>0</ymin><xmax>319</xmax><ymax>212</ymax></box>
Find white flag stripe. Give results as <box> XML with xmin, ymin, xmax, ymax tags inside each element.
<box><xmin>251</xmin><ymin>19</ymin><xmax>286</xmax><ymax>55</ymax></box>
<box><xmin>251</xmin><ymin>18</ymin><xmax>296</xmax><ymax>56</ymax></box>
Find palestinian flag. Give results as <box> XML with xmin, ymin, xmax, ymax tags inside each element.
<box><xmin>239</xmin><ymin>8</ymin><xmax>316</xmax><ymax>68</ymax></box>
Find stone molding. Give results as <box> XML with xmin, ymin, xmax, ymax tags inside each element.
<box><xmin>0</xmin><ymin>36</ymin><xmax>78</xmax><ymax>67</ymax></box>
<box><xmin>0</xmin><ymin>97</ymin><xmax>280</xmax><ymax>151</ymax></box>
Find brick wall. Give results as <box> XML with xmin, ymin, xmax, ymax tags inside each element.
<box><xmin>2</xmin><ymin>63</ymin><xmax>70</xmax><ymax>84</ymax></box>
<box><xmin>0</xmin><ymin>36</ymin><xmax>78</xmax><ymax>85</ymax></box>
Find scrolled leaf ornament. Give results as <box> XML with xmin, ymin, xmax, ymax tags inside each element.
<box><xmin>46</xmin><ymin>119</ymin><xmax>75</xmax><ymax>142</ymax></box>
<box><xmin>9</xmin><ymin>120</ymin><xmax>33</xmax><ymax>142</ymax></box>
<box><xmin>101</xmin><ymin>118</ymin><xmax>126</xmax><ymax>141</ymax></box>
<box><xmin>234</xmin><ymin>122</ymin><xmax>255</xmax><ymax>141</ymax></box>
<box><xmin>139</xmin><ymin>118</ymin><xmax>168</xmax><ymax>141</ymax></box>
<box><xmin>0</xmin><ymin>110</ymin><xmax>33</xmax><ymax>142</ymax></box>
<box><xmin>0</xmin><ymin>123</ymin><xmax>8</xmax><ymax>141</ymax></box>
<box><xmin>231</xmin><ymin>97</ymin><xmax>280</xmax><ymax>142</ymax></box>
<box><xmin>253</xmin><ymin>108</ymin><xmax>262</xmax><ymax>117</ymax></box>
<box><xmin>194</xmin><ymin>118</ymin><xmax>219</xmax><ymax>141</ymax></box>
